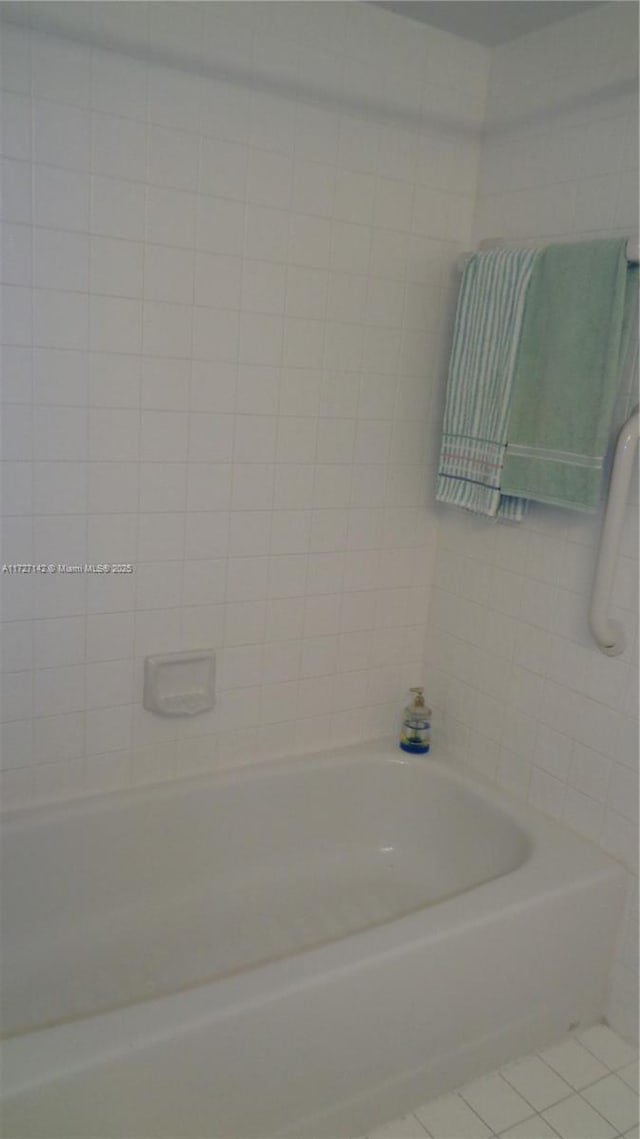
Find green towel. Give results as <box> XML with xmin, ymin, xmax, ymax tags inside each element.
<box><xmin>436</xmin><ymin>248</ymin><xmax>539</xmax><ymax>521</ymax></box>
<box><xmin>501</xmin><ymin>239</ymin><xmax>638</xmax><ymax>512</ymax></box>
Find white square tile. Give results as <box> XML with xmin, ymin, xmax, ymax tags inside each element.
<box><xmin>242</xmin><ymin>260</ymin><xmax>287</xmax><ymax>315</ymax></box>
<box><xmin>91</xmin><ymin>112</ymin><xmax>146</xmax><ymax>182</ymax></box>
<box><xmin>276</xmin><ymin>418</ymin><xmax>317</xmax><ymax>465</ymax></box>
<box><xmin>182</xmin><ymin>558</ymin><xmax>226</xmax><ymax>610</ymax></box>
<box><xmin>199</xmin><ymin>78</ymin><xmax>251</xmax><ymax>144</ymax></box>
<box><xmin>138</xmin><ymin>463</ymin><xmax>186</xmax><ymax>513</ymax></box>
<box><xmin>294</xmin><ymin>102</ymin><xmax>338</xmax><ymax>164</ymax></box>
<box><xmin>313</xmin><ymin>464</ymin><xmax>352</xmax><ymax>508</ymax></box>
<box><xmin>226</xmin><ymin>556</ymin><xmax>269</xmax><ymax>603</ymax></box>
<box><xmin>1</xmin><ymin>670</ymin><xmax>33</xmax><ymax>723</ymax></box>
<box><xmin>368</xmin><ymin>1113</ymin><xmax>429</xmax><ymax>1138</ymax></box>
<box><xmin>0</xmin><ymin>24</ymin><xmax>31</xmax><ymax>95</ymax></box>
<box><xmin>34</xmin><ymin>758</ymin><xmax>86</xmax><ymax>803</ymax></box>
<box><xmin>86</xmin><ymin>707</ymin><xmax>132</xmax><ymax>756</ymax></box>
<box><xmin>577</xmin><ymin>1027</ymin><xmax>638</xmax><ymax>1071</ymax></box>
<box><xmin>142</xmin><ymin>359</ymin><xmax>190</xmax><ymax>411</ymax></box>
<box><xmin>146</xmin><ymin>186</ymin><xmax>196</xmax><ymax>249</ymax></box>
<box><xmin>184</xmin><ymin>512</ymin><xmax>229</xmax><ymax>560</ymax></box>
<box><xmin>619</xmin><ymin>1064</ymin><xmax>640</xmax><ymax>1093</ymax></box>
<box><xmin>233</xmin><ymin>416</ymin><xmax>277</xmax><ymax>464</ymax></box>
<box><xmin>279</xmin><ymin>369</ymin><xmax>322</xmax><ymax>417</ymax></box>
<box><xmin>137</xmin><ymin>513</ymin><xmax>184</xmax><ymax>562</ymax></box>
<box><xmin>542</xmin><ymin>1094</ymin><xmax>616</xmax><ymax>1139</ymax></box>
<box><xmin>274</xmin><ymin>464</ymin><xmax>315</xmax><ymax>509</ymax></box>
<box><xmin>260</xmin><ymin>640</ymin><xmax>300</xmax><ymax>687</ymax></box>
<box><xmin>231</xmin><ymin>464</ymin><xmax>275</xmax><ymax>510</ymax></box>
<box><xmin>246</xmin><ymin>147</ymin><xmax>293</xmax><ymax>209</ymax></box>
<box><xmin>460</xmin><ymin>1074</ymin><xmax>534</xmax><ymax>1133</ymax></box>
<box><xmin>140</xmin><ymin>410</ymin><xmax>188</xmax><ymax>463</ymax></box>
<box><xmin>502</xmin><ymin>1056</ymin><xmax>573</xmax><ymax>1111</ymax></box>
<box><xmin>147</xmin><ymin>124</ymin><xmax>199</xmax><ymax>191</ymax></box>
<box><xmin>34</xmin><ymin>230</ymin><xmax>89</xmax><ymax>293</ymax></box>
<box><xmin>195</xmin><ymin>254</ymin><xmax>242</xmax><ymax>311</ymax></box>
<box><xmin>90</xmin><ymin>296</ymin><xmax>141</xmax><ymax>354</ymax></box>
<box><xmin>34</xmin><ymin>290</ymin><xmax>88</xmax><ymax>351</ymax></box>
<box><xmin>31</xmin><ymin>33</ymin><xmax>90</xmax><ymax>105</ymax></box>
<box><xmin>238</xmin><ymin>313</ymin><xmax>283</xmax><ymax>367</ymax></box>
<box><xmin>197</xmin><ymin>195</ymin><xmax>245</xmax><ymax>256</ymax></box>
<box><xmin>86</xmin><ymin>612</ymin><xmax>134</xmax><ymax>663</ymax></box>
<box><xmin>188</xmin><ymin>413</ymin><xmax>234</xmax><ymax>463</ymax></box>
<box><xmin>89</xmin><ymin>354</ymin><xmax>141</xmax><ymax>408</ymax></box>
<box><xmin>244</xmin><ymin>204</ymin><xmax>289</xmax><ymax>263</ymax></box>
<box><xmin>292</xmin><ymin>158</ymin><xmax>335</xmax><ymax>218</ymax></box>
<box><xmin>1</xmin><ymin>345</ymin><xmax>32</xmax><ymax>403</ymax></box>
<box><xmin>147</xmin><ymin>63</ymin><xmax>200</xmax><ymax>132</ymax></box>
<box><xmin>89</xmin><ymin>409</ymin><xmax>138</xmax><ymax>463</ymax></box>
<box><xmin>228</xmin><ymin>512</ymin><xmax>272</xmax><ymax>558</ymax></box>
<box><xmin>1</xmin><ymin>720</ymin><xmax>33</xmax><ymax>771</ymax></box>
<box><xmin>283</xmin><ymin>317</ymin><xmax>325</xmax><ymax>369</ymax></box>
<box><xmin>34</xmin><ymin>98</ymin><xmax>90</xmax><ymax>172</ymax></box>
<box><xmin>2</xmin><ymin>158</ymin><xmax>32</xmax><ymax>225</ymax></box>
<box><xmin>1</xmin><ymin>621</ymin><xmax>33</xmax><ymax>673</ymax></box>
<box><xmin>236</xmin><ymin>365</ymin><xmax>279</xmax><ymax>416</ymax></box>
<box><xmin>87</xmin><ymin>513</ymin><xmax>136</xmax><ymax>563</ymax></box>
<box><xmin>581</xmin><ymin>1074</ymin><xmax>639</xmax><ymax>1133</ymax></box>
<box><xmin>186</xmin><ymin>464</ymin><xmax>232</xmax><ymax>512</ymax></box>
<box><xmin>334</xmin><ymin>168</ymin><xmax>375</xmax><ymax>225</ymax></box>
<box><xmin>143</xmin><ymin>301</ymin><xmax>192</xmax><ymax>358</ymax></box>
<box><xmin>190</xmin><ymin>361</ymin><xmax>237</xmax><ymax>413</ymax></box>
<box><xmin>33</xmin><ymin>347</ymin><xmax>88</xmax><ymax>407</ymax></box>
<box><xmin>500</xmin><ymin>1115</ymin><xmax>559</xmax><ymax>1138</ymax></box>
<box><xmin>180</xmin><ymin>605</ymin><xmax>226</xmax><ymax>652</ymax></box>
<box><xmin>250</xmin><ymin>91</ymin><xmax>295</xmax><ymax>155</ymax></box>
<box><xmin>288</xmin><ymin>213</ymin><xmax>331</xmax><ymax>269</ymax></box>
<box><xmin>35</xmin><ymin>406</ymin><xmax>87</xmax><ymax>461</ymax></box>
<box><xmin>34</xmin><ymin>664</ymin><xmax>85</xmax><ymax>718</ymax></box>
<box><xmin>199</xmin><ymin>137</ymin><xmax>247</xmax><ymax>201</ymax></box>
<box><xmin>91</xmin><ymin>175</ymin><xmax>145</xmax><ymax>241</ymax></box>
<box><xmin>271</xmin><ymin>510</ymin><xmax>311</xmax><ymax>556</ymax></box>
<box><xmin>267</xmin><ymin>554</ymin><xmax>308</xmax><ymax>599</ymax></box>
<box><xmin>3</xmin><ymin>286</ymin><xmax>33</xmax><ymax>350</ymax></box>
<box><xmin>330</xmin><ymin>220</ymin><xmax>371</xmax><ymax>274</ymax></box>
<box><xmin>224</xmin><ymin>601</ymin><xmax>266</xmax><ymax>648</ymax></box>
<box><xmin>85</xmin><ymin>660</ymin><xmax>133</xmax><ymax>710</ymax></box>
<box><xmin>192</xmin><ymin>307</ymin><xmax>239</xmax><ymax>363</ymax></box>
<box><xmin>414</xmin><ymin>1092</ymin><xmax>493</xmax><ymax>1138</ymax></box>
<box><xmin>144</xmin><ymin>245</ymin><xmax>194</xmax><ymax>306</ymax></box>
<box><xmin>285</xmin><ymin>266</ymin><xmax>328</xmax><ymax>320</ymax></box>
<box><xmin>34</xmin><ymin>617</ymin><xmax>85</xmax><ymax>669</ymax></box>
<box><xmin>91</xmin><ymin>48</ymin><xmax>147</xmax><ymax>120</ymax></box>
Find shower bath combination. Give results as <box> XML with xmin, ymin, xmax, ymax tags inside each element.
<box><xmin>0</xmin><ymin>0</ymin><xmax>638</xmax><ymax>1135</ymax></box>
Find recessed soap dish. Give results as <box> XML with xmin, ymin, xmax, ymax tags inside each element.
<box><xmin>143</xmin><ymin>650</ymin><xmax>215</xmax><ymax>716</ymax></box>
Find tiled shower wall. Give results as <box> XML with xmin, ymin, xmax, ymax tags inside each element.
<box><xmin>424</xmin><ymin>2</ymin><xmax>639</xmax><ymax>1042</ymax></box>
<box><xmin>0</xmin><ymin>3</ymin><xmax>489</xmax><ymax>801</ymax></box>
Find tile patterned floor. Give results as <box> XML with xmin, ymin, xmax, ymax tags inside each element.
<box><xmin>365</xmin><ymin>1026</ymin><xmax>638</xmax><ymax>1139</ymax></box>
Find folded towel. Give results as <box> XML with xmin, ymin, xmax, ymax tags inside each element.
<box><xmin>436</xmin><ymin>248</ymin><xmax>539</xmax><ymax>521</ymax></box>
<box><xmin>501</xmin><ymin>239</ymin><xmax>638</xmax><ymax>512</ymax></box>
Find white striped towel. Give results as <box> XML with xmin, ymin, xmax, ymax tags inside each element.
<box><xmin>436</xmin><ymin>247</ymin><xmax>539</xmax><ymax>521</ymax></box>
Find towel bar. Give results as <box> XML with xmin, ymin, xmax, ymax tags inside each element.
<box><xmin>589</xmin><ymin>407</ymin><xmax>639</xmax><ymax>656</ymax></box>
<box><xmin>457</xmin><ymin>235</ymin><xmax>639</xmax><ymax>273</ymax></box>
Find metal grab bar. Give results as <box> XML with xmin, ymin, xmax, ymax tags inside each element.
<box><xmin>589</xmin><ymin>408</ymin><xmax>639</xmax><ymax>655</ymax></box>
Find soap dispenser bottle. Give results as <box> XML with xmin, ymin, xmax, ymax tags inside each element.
<box><xmin>399</xmin><ymin>687</ymin><xmax>431</xmax><ymax>754</ymax></box>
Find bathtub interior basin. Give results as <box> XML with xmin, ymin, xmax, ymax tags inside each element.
<box><xmin>1</xmin><ymin>747</ymin><xmax>530</xmax><ymax>1038</ymax></box>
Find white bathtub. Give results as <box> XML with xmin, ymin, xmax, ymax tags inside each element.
<box><xmin>0</xmin><ymin>740</ymin><xmax>626</xmax><ymax>1138</ymax></box>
